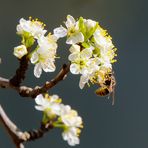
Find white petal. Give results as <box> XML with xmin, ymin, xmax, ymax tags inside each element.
<box><xmin>66</xmin><ymin>32</ymin><xmax>84</xmax><ymax>44</ymax></box>
<box><xmin>68</xmin><ymin>53</ymin><xmax>80</xmax><ymax>62</ymax></box>
<box><xmin>51</xmin><ymin>95</ymin><xmax>59</xmax><ymax>101</ymax></box>
<box><xmin>53</xmin><ymin>26</ymin><xmax>67</xmax><ymax>39</ymax></box>
<box><xmin>69</xmin><ymin>44</ymin><xmax>80</xmax><ymax>53</ymax></box>
<box><xmin>35</xmin><ymin>94</ymin><xmax>44</xmax><ymax>105</ymax></box>
<box><xmin>81</xmin><ymin>48</ymin><xmax>93</xmax><ymax>59</ymax></box>
<box><xmin>16</xmin><ymin>25</ymin><xmax>23</xmax><ymax>34</ymax></box>
<box><xmin>81</xmin><ymin>67</ymin><xmax>89</xmax><ymax>76</ymax></box>
<box><xmin>62</xmin><ymin>128</ymin><xmax>80</xmax><ymax>146</ymax></box>
<box><xmin>79</xmin><ymin>75</ymin><xmax>89</xmax><ymax>89</ymax></box>
<box><xmin>35</xmin><ymin>105</ymin><xmax>44</xmax><ymax>111</ymax></box>
<box><xmin>68</xmin><ymin>136</ymin><xmax>79</xmax><ymax>146</ymax></box>
<box><xmin>65</xmin><ymin>15</ymin><xmax>76</xmax><ymax>28</ymax></box>
<box><xmin>60</xmin><ymin>104</ymin><xmax>71</xmax><ymax>115</ymax></box>
<box><xmin>41</xmin><ymin>61</ymin><xmax>56</xmax><ymax>72</ymax></box>
<box><xmin>74</xmin><ymin>116</ymin><xmax>83</xmax><ymax>127</ymax></box>
<box><xmin>70</xmin><ymin>63</ymin><xmax>80</xmax><ymax>74</ymax></box>
<box><xmin>51</xmin><ymin>104</ymin><xmax>61</xmax><ymax>115</ymax></box>
<box><xmin>85</xmin><ymin>19</ymin><xmax>96</xmax><ymax>30</ymax></box>
<box><xmin>37</xmin><ymin>47</ymin><xmax>48</xmax><ymax>55</ymax></box>
<box><xmin>93</xmin><ymin>57</ymin><xmax>101</xmax><ymax>65</ymax></box>
<box><xmin>19</xmin><ymin>18</ymin><xmax>27</xmax><ymax>24</ymax></box>
<box><xmin>34</xmin><ymin>63</ymin><xmax>42</xmax><ymax>78</ymax></box>
<box><xmin>30</xmin><ymin>52</ymin><xmax>39</xmax><ymax>64</ymax></box>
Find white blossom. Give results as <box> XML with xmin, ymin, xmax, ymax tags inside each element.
<box><xmin>53</xmin><ymin>15</ymin><xmax>117</xmax><ymax>90</ymax></box>
<box><xmin>79</xmin><ymin>57</ymin><xmax>100</xmax><ymax>89</ymax></box>
<box><xmin>34</xmin><ymin>94</ymin><xmax>83</xmax><ymax>146</ymax></box>
<box><xmin>35</xmin><ymin>94</ymin><xmax>61</xmax><ymax>116</ymax></box>
<box><xmin>94</xmin><ymin>28</ymin><xmax>114</xmax><ymax>51</ymax></box>
<box><xmin>93</xmin><ymin>27</ymin><xmax>116</xmax><ymax>69</ymax></box>
<box><xmin>60</xmin><ymin>104</ymin><xmax>83</xmax><ymax>146</ymax></box>
<box><xmin>60</xmin><ymin>106</ymin><xmax>82</xmax><ymax>127</ymax></box>
<box><xmin>54</xmin><ymin>15</ymin><xmax>84</xmax><ymax>44</ymax></box>
<box><xmin>53</xmin><ymin>26</ymin><xmax>67</xmax><ymax>39</ymax></box>
<box><xmin>62</xmin><ymin>127</ymin><xmax>80</xmax><ymax>146</ymax></box>
<box><xmin>84</xmin><ymin>19</ymin><xmax>97</xmax><ymax>31</ymax></box>
<box><xmin>13</xmin><ymin>45</ymin><xmax>28</xmax><ymax>59</ymax></box>
<box><xmin>30</xmin><ymin>34</ymin><xmax>57</xmax><ymax>78</ymax></box>
<box><xmin>17</xmin><ymin>18</ymin><xmax>47</xmax><ymax>39</ymax></box>
<box><xmin>68</xmin><ymin>45</ymin><xmax>94</xmax><ymax>75</ymax></box>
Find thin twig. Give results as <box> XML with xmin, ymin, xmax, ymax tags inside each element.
<box><xmin>0</xmin><ymin>104</ymin><xmax>54</xmax><ymax>148</ymax></box>
<box><xmin>0</xmin><ymin>64</ymin><xmax>70</xmax><ymax>98</ymax></box>
<box><xmin>0</xmin><ymin>104</ymin><xmax>25</xmax><ymax>147</ymax></box>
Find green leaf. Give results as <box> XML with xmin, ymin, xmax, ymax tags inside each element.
<box><xmin>93</xmin><ymin>47</ymin><xmax>100</xmax><ymax>57</ymax></box>
<box><xmin>42</xmin><ymin>112</ymin><xmax>50</xmax><ymax>125</ymax></box>
<box><xmin>82</xmin><ymin>42</ymin><xmax>90</xmax><ymax>48</ymax></box>
<box><xmin>86</xmin><ymin>22</ymin><xmax>98</xmax><ymax>40</ymax></box>
<box><xmin>25</xmin><ymin>37</ymin><xmax>35</xmax><ymax>48</ymax></box>
<box><xmin>78</xmin><ymin>17</ymin><xmax>86</xmax><ymax>38</ymax></box>
<box><xmin>21</xmin><ymin>32</ymin><xmax>35</xmax><ymax>48</ymax></box>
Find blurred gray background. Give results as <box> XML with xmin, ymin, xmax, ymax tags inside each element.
<box><xmin>0</xmin><ymin>0</ymin><xmax>148</xmax><ymax>147</ymax></box>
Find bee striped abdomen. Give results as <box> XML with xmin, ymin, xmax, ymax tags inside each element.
<box><xmin>95</xmin><ymin>87</ymin><xmax>109</xmax><ymax>96</ymax></box>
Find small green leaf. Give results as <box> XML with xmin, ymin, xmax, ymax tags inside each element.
<box><xmin>93</xmin><ymin>47</ymin><xmax>100</xmax><ymax>57</ymax></box>
<box><xmin>78</xmin><ymin>17</ymin><xmax>86</xmax><ymax>38</ymax></box>
<box><xmin>53</xmin><ymin>122</ymin><xmax>65</xmax><ymax>129</ymax></box>
<box><xmin>86</xmin><ymin>22</ymin><xmax>98</xmax><ymax>40</ymax></box>
<box><xmin>21</xmin><ymin>32</ymin><xmax>35</xmax><ymax>48</ymax></box>
<box><xmin>25</xmin><ymin>37</ymin><xmax>35</xmax><ymax>48</ymax></box>
<box><xmin>42</xmin><ymin>112</ymin><xmax>50</xmax><ymax>125</ymax></box>
<box><xmin>82</xmin><ymin>42</ymin><xmax>90</xmax><ymax>48</ymax></box>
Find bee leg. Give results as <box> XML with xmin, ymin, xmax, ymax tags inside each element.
<box><xmin>111</xmin><ymin>91</ymin><xmax>115</xmax><ymax>106</ymax></box>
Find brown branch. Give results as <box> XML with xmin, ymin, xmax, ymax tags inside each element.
<box><xmin>0</xmin><ymin>104</ymin><xmax>54</xmax><ymax>148</ymax></box>
<box><xmin>23</xmin><ymin>63</ymin><xmax>70</xmax><ymax>98</ymax></box>
<box><xmin>0</xmin><ymin>64</ymin><xmax>70</xmax><ymax>98</ymax></box>
<box><xmin>0</xmin><ymin>104</ymin><xmax>25</xmax><ymax>147</ymax></box>
<box><xmin>24</xmin><ymin>122</ymin><xmax>54</xmax><ymax>141</ymax></box>
<box><xmin>10</xmin><ymin>55</ymin><xmax>29</xmax><ymax>87</ymax></box>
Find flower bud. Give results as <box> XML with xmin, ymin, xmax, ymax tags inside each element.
<box><xmin>85</xmin><ymin>19</ymin><xmax>96</xmax><ymax>30</ymax></box>
<box><xmin>13</xmin><ymin>45</ymin><xmax>28</xmax><ymax>59</ymax></box>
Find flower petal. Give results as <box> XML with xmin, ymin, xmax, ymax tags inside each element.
<box><xmin>35</xmin><ymin>94</ymin><xmax>44</xmax><ymax>105</ymax></box>
<box><xmin>53</xmin><ymin>26</ymin><xmax>67</xmax><ymax>39</ymax></box>
<box><xmin>41</xmin><ymin>61</ymin><xmax>56</xmax><ymax>72</ymax></box>
<box><xmin>70</xmin><ymin>63</ymin><xmax>80</xmax><ymax>74</ymax></box>
<box><xmin>79</xmin><ymin>75</ymin><xmax>89</xmax><ymax>89</ymax></box>
<box><xmin>35</xmin><ymin>105</ymin><xmax>44</xmax><ymax>111</ymax></box>
<box><xmin>62</xmin><ymin>127</ymin><xmax>80</xmax><ymax>146</ymax></box>
<box><xmin>65</xmin><ymin>15</ymin><xmax>76</xmax><ymax>28</ymax></box>
<box><xmin>34</xmin><ymin>63</ymin><xmax>42</xmax><ymax>78</ymax></box>
<box><xmin>51</xmin><ymin>95</ymin><xmax>59</xmax><ymax>101</ymax></box>
<box><xmin>68</xmin><ymin>53</ymin><xmax>80</xmax><ymax>62</ymax></box>
<box><xmin>30</xmin><ymin>52</ymin><xmax>39</xmax><ymax>64</ymax></box>
<box><xmin>69</xmin><ymin>44</ymin><xmax>80</xmax><ymax>53</ymax></box>
<box><xmin>66</xmin><ymin>32</ymin><xmax>84</xmax><ymax>44</ymax></box>
<box><xmin>81</xmin><ymin>47</ymin><xmax>93</xmax><ymax>59</ymax></box>
<box><xmin>68</xmin><ymin>136</ymin><xmax>79</xmax><ymax>146</ymax></box>
<box><xmin>85</xmin><ymin>19</ymin><xmax>96</xmax><ymax>30</ymax></box>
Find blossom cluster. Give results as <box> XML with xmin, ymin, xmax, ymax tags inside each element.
<box><xmin>13</xmin><ymin>18</ymin><xmax>58</xmax><ymax>78</ymax></box>
<box><xmin>8</xmin><ymin>15</ymin><xmax>117</xmax><ymax>147</ymax></box>
<box><xmin>13</xmin><ymin>15</ymin><xmax>117</xmax><ymax>89</ymax></box>
<box><xmin>35</xmin><ymin>94</ymin><xmax>83</xmax><ymax>146</ymax></box>
<box><xmin>54</xmin><ymin>15</ymin><xmax>117</xmax><ymax>89</ymax></box>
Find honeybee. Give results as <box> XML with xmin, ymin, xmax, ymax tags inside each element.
<box><xmin>95</xmin><ymin>71</ymin><xmax>116</xmax><ymax>105</ymax></box>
